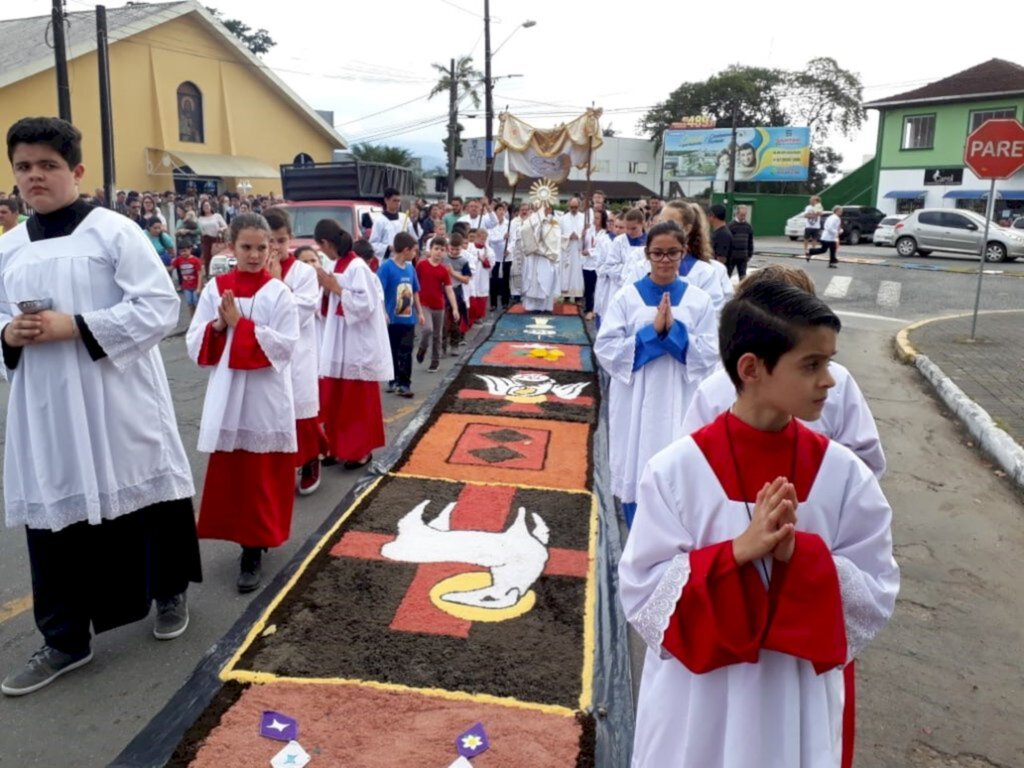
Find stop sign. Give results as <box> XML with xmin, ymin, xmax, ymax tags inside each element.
<box><xmin>964</xmin><ymin>118</ymin><xmax>1024</xmax><ymax>179</ymax></box>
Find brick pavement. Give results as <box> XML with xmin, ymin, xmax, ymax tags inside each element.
<box><xmin>908</xmin><ymin>311</ymin><xmax>1024</xmax><ymax>444</ymax></box>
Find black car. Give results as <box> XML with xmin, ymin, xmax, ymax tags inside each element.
<box><xmin>836</xmin><ymin>205</ymin><xmax>886</xmax><ymax>245</ymax></box>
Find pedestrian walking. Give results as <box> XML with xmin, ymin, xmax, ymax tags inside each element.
<box><xmin>415</xmin><ymin>236</ymin><xmax>460</xmax><ymax>372</ymax></box>
<box><xmin>808</xmin><ymin>206</ymin><xmax>843</xmax><ymax>268</ymax></box>
<box><xmin>379</xmin><ymin>231</ymin><xmax>425</xmax><ymax>397</ymax></box>
<box><xmin>727</xmin><ymin>204</ymin><xmax>755</xmax><ymax>279</ymax></box>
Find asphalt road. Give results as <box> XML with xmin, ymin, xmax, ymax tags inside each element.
<box><xmin>0</xmin><ymin>260</ymin><xmax>1022</xmax><ymax>766</ymax></box>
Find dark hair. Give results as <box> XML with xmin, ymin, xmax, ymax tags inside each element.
<box><xmin>623</xmin><ymin>207</ymin><xmax>646</xmax><ymax>224</ymax></box>
<box><xmin>648</xmin><ymin>194</ymin><xmax>662</xmax><ymax>202</ymax></box>
<box><xmin>6</xmin><ymin>117</ymin><xmax>83</xmax><ymax>167</ymax></box>
<box><xmin>0</xmin><ymin>197</ymin><xmax>15</xmax><ymax>213</ymax></box>
<box><xmin>594</xmin><ymin>209</ymin><xmax>608</xmax><ymax>230</ymax></box>
<box><xmin>314</xmin><ymin>218</ymin><xmax>353</xmax><ymax>255</ymax></box>
<box><xmin>708</xmin><ymin>204</ymin><xmax>727</xmax><ymax>221</ymax></box>
<box><xmin>294</xmin><ymin>245</ymin><xmax>317</xmax><ymax>260</ymax></box>
<box><xmin>353</xmin><ymin>238</ymin><xmax>375</xmax><ymax>261</ymax></box>
<box><xmin>449</xmin><ymin>232</ymin><xmax>464</xmax><ymax>248</ymax></box>
<box><xmin>719</xmin><ymin>281</ymin><xmax>841</xmax><ymax>392</ymax></box>
<box><xmin>494</xmin><ymin>201</ymin><xmax>507</xmax><ymax>212</ymax></box>
<box><xmin>645</xmin><ymin>220</ymin><xmax>687</xmax><ymax>251</ymax></box>
<box><xmin>383</xmin><ymin>187</ymin><xmax>401</xmax><ymax>201</ymax></box>
<box><xmin>228</xmin><ymin>212</ymin><xmax>270</xmax><ymax>244</ymax></box>
<box><xmin>393</xmin><ymin>231</ymin><xmax>417</xmax><ymax>253</ymax></box>
<box><xmin>263</xmin><ymin>206</ymin><xmax>292</xmax><ymax>233</ymax></box>
<box><xmin>429</xmin><ymin>235</ymin><xmax>448</xmax><ymax>249</ymax></box>
<box><xmin>144</xmin><ymin>217</ymin><xmax>163</xmax><ymax>229</ymax></box>
<box><xmin>451</xmin><ymin>222</ymin><xmax>469</xmax><ymax>237</ymax></box>
<box><xmin>451</xmin><ymin>196</ymin><xmax>463</xmax><ymax>204</ymax></box>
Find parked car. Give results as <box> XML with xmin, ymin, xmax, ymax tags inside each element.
<box><xmin>872</xmin><ymin>215</ymin><xmax>906</xmax><ymax>247</ymax></box>
<box><xmin>784</xmin><ymin>205</ymin><xmax>886</xmax><ymax>244</ymax></box>
<box><xmin>892</xmin><ymin>208</ymin><xmax>1024</xmax><ymax>262</ymax></box>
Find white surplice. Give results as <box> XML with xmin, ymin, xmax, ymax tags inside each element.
<box><xmin>186</xmin><ymin>275</ymin><xmax>299</xmax><ymax>453</ymax></box>
<box><xmin>368</xmin><ymin>211</ymin><xmax>416</xmax><ymax>261</ymax></box>
<box><xmin>559</xmin><ymin>210</ymin><xmax>586</xmax><ymax>297</ymax></box>
<box><xmin>619</xmin><ymin>422</ymin><xmax>899</xmax><ymax>768</ymax></box>
<box><xmin>603</xmin><ymin>232</ymin><xmax>646</xmax><ymax>297</ymax></box>
<box><xmin>465</xmin><ymin>243</ymin><xmax>492</xmax><ymax>300</ymax></box>
<box><xmin>682</xmin><ymin>363</ymin><xmax>887</xmax><ymax>478</ymax></box>
<box><xmin>282</xmin><ymin>258</ymin><xmax>321</xmax><ymax>419</ymax></box>
<box><xmin>517</xmin><ymin>212</ymin><xmax>562</xmax><ymax>312</ymax></box>
<box><xmin>591</xmin><ymin>229</ymin><xmax>615</xmax><ymax>317</ymax></box>
<box><xmin>319</xmin><ymin>256</ymin><xmax>393</xmax><ymax>382</ymax></box>
<box><xmin>594</xmin><ymin>276</ymin><xmax>719</xmax><ymax>505</ymax></box>
<box><xmin>0</xmin><ymin>208</ymin><xmax>194</xmax><ymax>531</ymax></box>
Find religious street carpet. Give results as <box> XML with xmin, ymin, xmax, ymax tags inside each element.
<box><xmin>156</xmin><ymin>309</ymin><xmax>609</xmax><ymax>767</ymax></box>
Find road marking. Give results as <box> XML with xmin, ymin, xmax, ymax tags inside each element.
<box><xmin>384</xmin><ymin>403</ymin><xmax>419</xmax><ymax>425</ymax></box>
<box><xmin>0</xmin><ymin>595</ymin><xmax>32</xmax><ymax>624</ymax></box>
<box><xmin>823</xmin><ymin>276</ymin><xmax>852</xmax><ymax>299</ymax></box>
<box><xmin>835</xmin><ymin>310</ymin><xmax>910</xmax><ymax>324</ymax></box>
<box><xmin>877</xmin><ymin>280</ymin><xmax>902</xmax><ymax>307</ymax></box>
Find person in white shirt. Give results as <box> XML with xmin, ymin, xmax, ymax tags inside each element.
<box><xmin>559</xmin><ymin>197</ymin><xmax>586</xmax><ymax>302</ymax></box>
<box><xmin>368</xmin><ymin>187</ymin><xmax>416</xmax><ymax>262</ymax></box>
<box><xmin>508</xmin><ymin>201</ymin><xmax>531</xmax><ymax>302</ymax></box>
<box><xmin>464</xmin><ymin>228</ymin><xmax>492</xmax><ymax>323</ymax></box>
<box><xmin>803</xmin><ymin>194</ymin><xmax>825</xmax><ymax>257</ymax></box>
<box><xmin>808</xmin><ymin>206</ymin><xmax>844</xmax><ymax>268</ymax></box>
<box><xmin>487</xmin><ymin>202</ymin><xmax>511</xmax><ymax>310</ymax></box>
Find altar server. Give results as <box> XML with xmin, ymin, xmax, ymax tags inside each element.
<box><xmin>368</xmin><ymin>187</ymin><xmax>416</xmax><ymax>262</ymax></box>
<box><xmin>0</xmin><ymin>118</ymin><xmax>200</xmax><ymax>697</ymax></box>
<box><xmin>265</xmin><ymin>207</ymin><xmax>327</xmax><ymax>495</ymax></box>
<box><xmin>603</xmin><ymin>207</ymin><xmax>647</xmax><ymax>298</ymax></box>
<box><xmin>315</xmin><ymin>218</ymin><xmax>393</xmax><ymax>469</ymax></box>
<box><xmin>683</xmin><ymin>264</ymin><xmax>886</xmax><ymax>478</ymax></box>
<box><xmin>559</xmin><ymin>197</ymin><xmax>586</xmax><ymax>302</ymax></box>
<box><xmin>594</xmin><ymin>221</ymin><xmax>719</xmax><ymax>527</ymax></box>
<box><xmin>188</xmin><ymin>213</ymin><xmax>299</xmax><ymax>593</ymax></box>
<box><xmin>619</xmin><ymin>279</ymin><xmax>899</xmax><ymax>768</ymax></box>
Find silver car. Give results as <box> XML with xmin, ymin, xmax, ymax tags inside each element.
<box><xmin>893</xmin><ymin>208</ymin><xmax>1024</xmax><ymax>262</ymax></box>
<box><xmin>872</xmin><ymin>215</ymin><xmax>905</xmax><ymax>247</ymax></box>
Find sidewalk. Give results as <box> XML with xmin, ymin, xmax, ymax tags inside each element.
<box><xmin>896</xmin><ymin>310</ymin><xmax>1024</xmax><ymax>485</ymax></box>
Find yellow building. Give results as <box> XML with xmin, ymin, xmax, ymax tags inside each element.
<box><xmin>0</xmin><ymin>1</ymin><xmax>345</xmax><ymax>196</ymax></box>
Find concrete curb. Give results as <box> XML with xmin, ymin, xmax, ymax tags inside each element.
<box><xmin>894</xmin><ymin>312</ymin><xmax>1024</xmax><ymax>488</ymax></box>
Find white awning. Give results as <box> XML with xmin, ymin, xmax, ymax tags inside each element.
<box><xmin>147</xmin><ymin>148</ymin><xmax>279</xmax><ymax>179</ymax></box>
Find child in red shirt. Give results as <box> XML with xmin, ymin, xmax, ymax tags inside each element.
<box><xmin>415</xmin><ymin>236</ymin><xmax>460</xmax><ymax>372</ymax></box>
<box><xmin>171</xmin><ymin>248</ymin><xmax>204</xmax><ymax>317</ymax></box>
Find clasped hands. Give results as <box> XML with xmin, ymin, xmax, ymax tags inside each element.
<box><xmin>652</xmin><ymin>292</ymin><xmax>675</xmax><ymax>335</ymax></box>
<box><xmin>211</xmin><ymin>289</ymin><xmax>242</xmax><ymax>332</ymax></box>
<box><xmin>732</xmin><ymin>476</ymin><xmax>798</xmax><ymax>566</ymax></box>
<box><xmin>3</xmin><ymin>310</ymin><xmax>76</xmax><ymax>348</ymax></box>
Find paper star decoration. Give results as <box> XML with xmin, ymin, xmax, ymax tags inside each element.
<box><xmin>461</xmin><ymin>734</ymin><xmax>484</xmax><ymax>751</ymax></box>
<box><xmin>268</xmin><ymin>719</ymin><xmax>289</xmax><ymax>733</ymax></box>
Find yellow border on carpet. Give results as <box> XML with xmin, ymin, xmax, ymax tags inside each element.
<box><xmin>578</xmin><ymin>492</ymin><xmax>598</xmax><ymax>711</ymax></box>
<box><xmin>220</xmin><ymin>475</ymin><xmax>385</xmax><ymax>677</ymax></box>
<box><xmin>218</xmin><ymin>671</ymin><xmax>578</xmax><ymax>718</ymax></box>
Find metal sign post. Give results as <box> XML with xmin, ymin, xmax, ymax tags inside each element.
<box><xmin>970</xmin><ymin>178</ymin><xmax>997</xmax><ymax>340</ymax></box>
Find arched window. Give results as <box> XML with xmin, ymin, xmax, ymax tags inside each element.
<box><xmin>177</xmin><ymin>82</ymin><xmax>204</xmax><ymax>143</ymax></box>
<box><xmin>293</xmin><ymin>153</ymin><xmax>315</xmax><ymax>167</ymax></box>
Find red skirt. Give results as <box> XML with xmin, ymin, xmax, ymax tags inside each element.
<box><xmin>321</xmin><ymin>378</ymin><xmax>386</xmax><ymax>461</ymax></box>
<box><xmin>198</xmin><ymin>450</ymin><xmax>295</xmax><ymax>548</ymax></box>
<box><xmin>295</xmin><ymin>416</ymin><xmax>329</xmax><ymax>467</ymax></box>
<box><xmin>469</xmin><ymin>296</ymin><xmax>488</xmax><ymax>325</ymax></box>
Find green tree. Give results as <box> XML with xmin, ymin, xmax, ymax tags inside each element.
<box><xmin>640</xmin><ymin>60</ymin><xmax>864</xmax><ymax>193</ymax></box>
<box><xmin>206</xmin><ymin>7</ymin><xmax>276</xmax><ymax>56</ymax></box>
<box><xmin>349</xmin><ymin>143</ymin><xmax>417</xmax><ymax>167</ymax></box>
<box><xmin>428</xmin><ymin>56</ymin><xmax>483</xmax><ymax>164</ymax></box>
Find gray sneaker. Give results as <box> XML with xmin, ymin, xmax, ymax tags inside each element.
<box><xmin>153</xmin><ymin>592</ymin><xmax>189</xmax><ymax>640</ymax></box>
<box><xmin>1</xmin><ymin>645</ymin><xmax>93</xmax><ymax>696</ymax></box>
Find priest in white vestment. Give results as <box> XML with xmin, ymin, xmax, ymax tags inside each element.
<box><xmin>516</xmin><ymin>205</ymin><xmax>562</xmax><ymax>312</ymax></box>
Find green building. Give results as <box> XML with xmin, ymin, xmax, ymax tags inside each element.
<box><xmin>864</xmin><ymin>58</ymin><xmax>1024</xmax><ymax>220</ymax></box>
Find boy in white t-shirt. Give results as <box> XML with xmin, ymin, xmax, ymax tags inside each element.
<box><xmin>802</xmin><ymin>195</ymin><xmax>824</xmax><ymax>257</ymax></box>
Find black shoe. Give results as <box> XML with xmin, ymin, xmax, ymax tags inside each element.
<box><xmin>321</xmin><ymin>455</ymin><xmax>338</xmax><ymax>467</ymax></box>
<box><xmin>828</xmin><ymin>263</ymin><xmax>838</xmax><ymax>269</ymax></box>
<box><xmin>428</xmin><ymin>361</ymin><xmax>439</xmax><ymax>372</ymax></box>
<box><xmin>343</xmin><ymin>453</ymin><xmax>373</xmax><ymax>470</ymax></box>
<box><xmin>415</xmin><ymin>349</ymin><xmax>426</xmax><ymax>364</ymax></box>
<box><xmin>153</xmin><ymin>592</ymin><xmax>189</xmax><ymax>640</ymax></box>
<box><xmin>237</xmin><ymin>546</ymin><xmax>264</xmax><ymax>593</ymax></box>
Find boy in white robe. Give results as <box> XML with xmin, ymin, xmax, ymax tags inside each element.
<box><xmin>683</xmin><ymin>264</ymin><xmax>886</xmax><ymax>478</ymax></box>
<box><xmin>368</xmin><ymin>187</ymin><xmax>416</xmax><ymax>262</ymax></box>
<box><xmin>315</xmin><ymin>218</ymin><xmax>394</xmax><ymax>469</ymax></box>
<box><xmin>1</xmin><ymin>118</ymin><xmax>200</xmax><ymax>696</ymax></box>
<box><xmin>620</xmin><ymin>279</ymin><xmax>899</xmax><ymax>768</ymax></box>
<box><xmin>465</xmin><ymin>228</ymin><xmax>493</xmax><ymax>324</ymax></box>
<box><xmin>559</xmin><ymin>197</ymin><xmax>586</xmax><ymax>301</ymax></box>
<box><xmin>187</xmin><ymin>213</ymin><xmax>300</xmax><ymax>594</ymax></box>
<box><xmin>594</xmin><ymin>221</ymin><xmax>719</xmax><ymax>527</ymax></box>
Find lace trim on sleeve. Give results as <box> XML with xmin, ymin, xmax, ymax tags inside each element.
<box><xmin>633</xmin><ymin>552</ymin><xmax>691</xmax><ymax>652</ymax></box>
<box><xmin>80</xmin><ymin>311</ymin><xmax>147</xmax><ymax>371</ymax></box>
<box><xmin>834</xmin><ymin>554</ymin><xmax>876</xmax><ymax>661</ymax></box>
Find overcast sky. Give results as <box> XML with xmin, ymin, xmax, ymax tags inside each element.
<box><xmin>9</xmin><ymin>0</ymin><xmax>1024</xmax><ymax>172</ymax></box>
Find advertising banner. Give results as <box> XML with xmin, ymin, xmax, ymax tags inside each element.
<box><xmin>662</xmin><ymin>126</ymin><xmax>810</xmax><ymax>182</ymax></box>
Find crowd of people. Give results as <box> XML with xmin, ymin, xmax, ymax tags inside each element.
<box><xmin>0</xmin><ymin>116</ymin><xmax>901</xmax><ymax>768</ymax></box>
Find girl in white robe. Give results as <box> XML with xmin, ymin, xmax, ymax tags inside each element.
<box><xmin>187</xmin><ymin>213</ymin><xmax>300</xmax><ymax>592</ymax></box>
<box><xmin>594</xmin><ymin>221</ymin><xmax>719</xmax><ymax>527</ymax></box>
<box><xmin>603</xmin><ymin>208</ymin><xmax>648</xmax><ymax>300</ymax></box>
<box><xmin>682</xmin><ymin>264</ymin><xmax>886</xmax><ymax>478</ymax></box>
<box><xmin>592</xmin><ymin>212</ymin><xmax>621</xmax><ymax>322</ymax></box>
<box><xmin>619</xmin><ymin>279</ymin><xmax>898</xmax><ymax>768</ymax></box>
<box><xmin>315</xmin><ymin>218</ymin><xmax>393</xmax><ymax>469</ymax></box>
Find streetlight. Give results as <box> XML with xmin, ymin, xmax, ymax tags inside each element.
<box><xmin>484</xmin><ymin>8</ymin><xmax>537</xmax><ymax>199</ymax></box>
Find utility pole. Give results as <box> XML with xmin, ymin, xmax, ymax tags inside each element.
<box><xmin>446</xmin><ymin>58</ymin><xmax>457</xmax><ymax>204</ymax></box>
<box><xmin>483</xmin><ymin>0</ymin><xmax>494</xmax><ymax>200</ymax></box>
<box><xmin>52</xmin><ymin>0</ymin><xmax>72</xmax><ymax>122</ymax></box>
<box><xmin>726</xmin><ymin>105</ymin><xmax>738</xmax><ymax>199</ymax></box>
<box><xmin>96</xmin><ymin>5</ymin><xmax>115</xmax><ymax>208</ymax></box>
